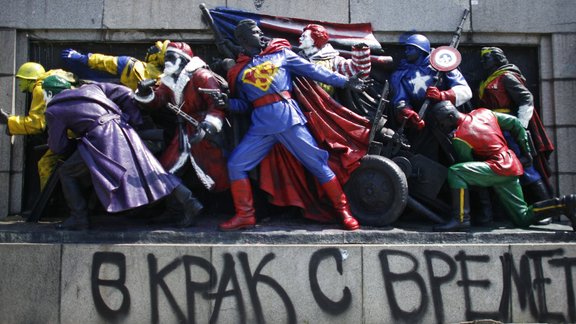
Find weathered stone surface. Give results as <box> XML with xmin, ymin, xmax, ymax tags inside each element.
<box><xmin>352</xmin><ymin>0</ymin><xmax>470</xmax><ymax>34</ymax></box>
<box><xmin>363</xmin><ymin>244</ymin><xmax>509</xmax><ymax>323</ymax></box>
<box><xmin>1</xmin><ymin>239</ymin><xmax>575</xmax><ymax>323</ymax></box>
<box><xmin>60</xmin><ymin>244</ymin><xmax>212</xmax><ymax>324</ymax></box>
<box><xmin>210</xmin><ymin>245</ymin><xmax>362</xmax><ymax>323</ymax></box>
<box><xmin>0</xmin><ymin>244</ymin><xmax>60</xmax><ymax>323</ymax></box>
<box><xmin>509</xmin><ymin>244</ymin><xmax>575</xmax><ymax>323</ymax></box>
<box><xmin>471</xmin><ymin>0</ymin><xmax>576</xmax><ymax>33</ymax></box>
<box><xmin>0</xmin><ymin>0</ymin><xmax>104</xmax><ymax>29</ymax></box>
<box><xmin>227</xmin><ymin>0</ymin><xmax>349</xmax><ymax>23</ymax></box>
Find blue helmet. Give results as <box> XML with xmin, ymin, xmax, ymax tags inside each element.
<box><xmin>405</xmin><ymin>34</ymin><xmax>431</xmax><ymax>54</ymax></box>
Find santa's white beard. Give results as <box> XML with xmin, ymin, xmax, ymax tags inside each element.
<box><xmin>163</xmin><ymin>59</ymin><xmax>181</xmax><ymax>76</ymax></box>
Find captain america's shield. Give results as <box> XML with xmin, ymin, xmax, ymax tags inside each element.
<box><xmin>430</xmin><ymin>46</ymin><xmax>462</xmax><ymax>71</ymax></box>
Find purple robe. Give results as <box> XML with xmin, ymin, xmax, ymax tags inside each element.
<box><xmin>45</xmin><ymin>83</ymin><xmax>180</xmax><ymax>213</ymax></box>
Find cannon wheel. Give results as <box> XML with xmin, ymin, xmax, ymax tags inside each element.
<box><xmin>344</xmin><ymin>155</ymin><xmax>408</xmax><ymax>226</ymax></box>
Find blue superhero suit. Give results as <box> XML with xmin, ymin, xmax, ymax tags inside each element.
<box><xmin>220</xmin><ymin>38</ymin><xmax>360</xmax><ymax>232</ymax></box>
<box><xmin>227</xmin><ymin>41</ymin><xmax>348</xmax><ymax>183</ymax></box>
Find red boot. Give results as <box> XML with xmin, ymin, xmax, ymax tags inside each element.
<box><xmin>322</xmin><ymin>177</ymin><xmax>360</xmax><ymax>230</ymax></box>
<box><xmin>219</xmin><ymin>178</ymin><xmax>257</xmax><ymax>231</ymax></box>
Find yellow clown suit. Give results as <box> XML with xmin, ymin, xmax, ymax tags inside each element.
<box><xmin>3</xmin><ymin>62</ymin><xmax>76</xmax><ymax>189</ymax></box>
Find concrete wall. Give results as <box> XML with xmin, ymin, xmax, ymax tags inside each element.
<box><xmin>0</xmin><ymin>243</ymin><xmax>575</xmax><ymax>323</ymax></box>
<box><xmin>0</xmin><ymin>0</ymin><xmax>575</xmax><ymax>217</ymax></box>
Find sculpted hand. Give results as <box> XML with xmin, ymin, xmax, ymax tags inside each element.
<box><xmin>426</xmin><ymin>86</ymin><xmax>456</xmax><ymax>103</ymax></box>
<box><xmin>189</xmin><ymin>121</ymin><xmax>217</xmax><ymax>144</ymax></box>
<box><xmin>345</xmin><ymin>73</ymin><xmax>373</xmax><ymax>92</ymax></box>
<box><xmin>210</xmin><ymin>92</ymin><xmax>229</xmax><ymax>109</ymax></box>
<box><xmin>200</xmin><ymin>89</ymin><xmax>229</xmax><ymax>109</ymax></box>
<box><xmin>61</xmin><ymin>49</ymin><xmax>89</xmax><ymax>65</ymax></box>
<box><xmin>213</xmin><ymin>92</ymin><xmax>229</xmax><ymax>108</ymax></box>
<box><xmin>399</xmin><ymin>108</ymin><xmax>425</xmax><ymax>130</ymax></box>
<box><xmin>136</xmin><ymin>79</ymin><xmax>156</xmax><ymax>98</ymax></box>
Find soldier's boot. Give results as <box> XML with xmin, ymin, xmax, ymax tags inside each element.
<box><xmin>434</xmin><ymin>188</ymin><xmax>471</xmax><ymax>232</ymax></box>
<box><xmin>55</xmin><ymin>175</ymin><xmax>90</xmax><ymax>230</ymax></box>
<box><xmin>527</xmin><ymin>180</ymin><xmax>554</xmax><ymax>225</ymax></box>
<box><xmin>170</xmin><ymin>184</ymin><xmax>203</xmax><ymax>228</ymax></box>
<box><xmin>473</xmin><ymin>188</ymin><xmax>493</xmax><ymax>226</ymax></box>
<box><xmin>219</xmin><ymin>178</ymin><xmax>256</xmax><ymax>231</ymax></box>
<box><xmin>150</xmin><ymin>194</ymin><xmax>182</xmax><ymax>224</ymax></box>
<box><xmin>55</xmin><ymin>208</ymin><xmax>90</xmax><ymax>230</ymax></box>
<box><xmin>533</xmin><ymin>194</ymin><xmax>576</xmax><ymax>231</ymax></box>
<box><xmin>321</xmin><ymin>177</ymin><xmax>360</xmax><ymax>231</ymax></box>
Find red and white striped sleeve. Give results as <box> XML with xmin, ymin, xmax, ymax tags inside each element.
<box><xmin>335</xmin><ymin>44</ymin><xmax>371</xmax><ymax>78</ymax></box>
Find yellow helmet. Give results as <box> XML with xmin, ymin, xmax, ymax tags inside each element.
<box><xmin>16</xmin><ymin>62</ymin><xmax>46</xmax><ymax>80</ymax></box>
<box><xmin>145</xmin><ymin>40</ymin><xmax>170</xmax><ymax>66</ymax></box>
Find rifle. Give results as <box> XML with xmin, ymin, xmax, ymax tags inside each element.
<box><xmin>418</xmin><ymin>8</ymin><xmax>470</xmax><ymax>119</ymax></box>
<box><xmin>166</xmin><ymin>102</ymin><xmax>217</xmax><ymax>189</ymax></box>
<box><xmin>367</xmin><ymin>81</ymin><xmax>389</xmax><ymax>155</ymax></box>
<box><xmin>166</xmin><ymin>102</ymin><xmax>200</xmax><ymax>127</ymax></box>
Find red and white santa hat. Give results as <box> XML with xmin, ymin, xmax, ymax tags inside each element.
<box><xmin>166</xmin><ymin>42</ymin><xmax>194</xmax><ymax>61</ymax></box>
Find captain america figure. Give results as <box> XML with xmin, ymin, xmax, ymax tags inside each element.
<box><xmin>390</xmin><ymin>34</ymin><xmax>472</xmax><ymax>162</ymax></box>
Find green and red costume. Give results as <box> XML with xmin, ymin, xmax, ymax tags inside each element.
<box><xmin>447</xmin><ymin>108</ymin><xmax>540</xmax><ymax>227</ymax></box>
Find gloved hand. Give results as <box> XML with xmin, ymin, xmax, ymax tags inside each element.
<box><xmin>426</xmin><ymin>86</ymin><xmax>456</xmax><ymax>104</ymax></box>
<box><xmin>61</xmin><ymin>49</ymin><xmax>89</xmax><ymax>65</ymax></box>
<box><xmin>517</xmin><ymin>104</ymin><xmax>533</xmax><ymax>129</ymax></box>
<box><xmin>197</xmin><ymin>86</ymin><xmax>229</xmax><ymax>109</ymax></box>
<box><xmin>0</xmin><ymin>109</ymin><xmax>9</xmax><ymax>124</ymax></box>
<box><xmin>213</xmin><ymin>92</ymin><xmax>229</xmax><ymax>108</ymax></box>
<box><xmin>345</xmin><ymin>73</ymin><xmax>372</xmax><ymax>93</ymax></box>
<box><xmin>398</xmin><ymin>108</ymin><xmax>425</xmax><ymax>130</ymax></box>
<box><xmin>189</xmin><ymin>121</ymin><xmax>217</xmax><ymax>144</ymax></box>
<box><xmin>136</xmin><ymin>79</ymin><xmax>156</xmax><ymax>98</ymax></box>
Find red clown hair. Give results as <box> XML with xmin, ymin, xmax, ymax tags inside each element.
<box><xmin>303</xmin><ymin>24</ymin><xmax>329</xmax><ymax>48</ymax></box>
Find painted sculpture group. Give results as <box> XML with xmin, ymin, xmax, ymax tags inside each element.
<box><xmin>1</xmin><ymin>5</ymin><xmax>575</xmax><ymax>232</ymax></box>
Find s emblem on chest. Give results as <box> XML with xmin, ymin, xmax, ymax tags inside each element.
<box><xmin>242</xmin><ymin>61</ymin><xmax>278</xmax><ymax>91</ymax></box>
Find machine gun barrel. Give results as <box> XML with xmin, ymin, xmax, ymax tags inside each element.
<box><xmin>368</xmin><ymin>80</ymin><xmax>389</xmax><ymax>146</ymax></box>
<box><xmin>451</xmin><ymin>8</ymin><xmax>470</xmax><ymax>48</ymax></box>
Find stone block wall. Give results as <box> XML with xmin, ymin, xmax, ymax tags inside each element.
<box><xmin>0</xmin><ymin>243</ymin><xmax>575</xmax><ymax>323</ymax></box>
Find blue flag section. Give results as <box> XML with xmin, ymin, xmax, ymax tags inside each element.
<box><xmin>209</xmin><ymin>7</ymin><xmax>385</xmax><ymax>56</ymax></box>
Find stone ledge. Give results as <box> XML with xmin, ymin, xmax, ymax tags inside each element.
<box><xmin>0</xmin><ymin>214</ymin><xmax>574</xmax><ymax>245</ymax></box>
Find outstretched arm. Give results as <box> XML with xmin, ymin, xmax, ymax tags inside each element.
<box><xmin>7</xmin><ymin>85</ymin><xmax>47</xmax><ymax>135</ymax></box>
<box><xmin>334</xmin><ymin>43</ymin><xmax>371</xmax><ymax>78</ymax></box>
